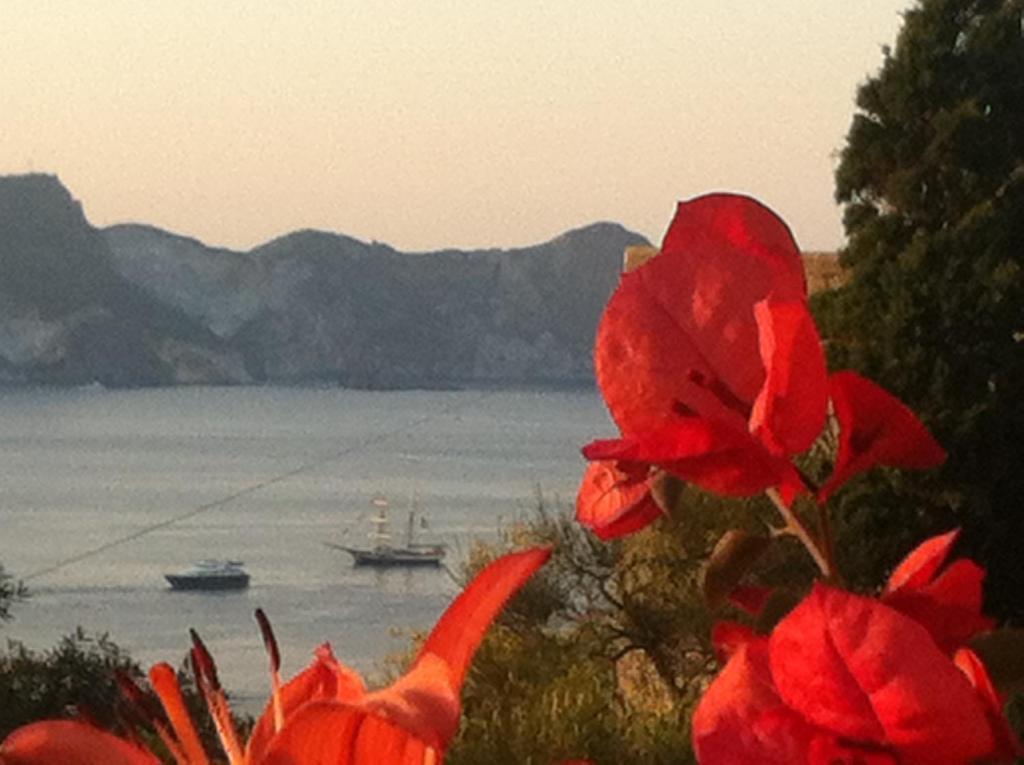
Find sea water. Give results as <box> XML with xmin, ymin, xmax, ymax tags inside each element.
<box><xmin>0</xmin><ymin>384</ymin><xmax>610</xmax><ymax>712</ymax></box>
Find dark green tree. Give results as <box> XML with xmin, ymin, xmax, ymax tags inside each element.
<box><xmin>817</xmin><ymin>0</ymin><xmax>1024</xmax><ymax>620</ymax></box>
<box><xmin>0</xmin><ymin>628</ymin><xmax>248</xmax><ymax>761</ymax></box>
<box><xmin>0</xmin><ymin>629</ymin><xmax>140</xmax><ymax>739</ymax></box>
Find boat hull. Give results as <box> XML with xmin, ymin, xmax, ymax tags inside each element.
<box><xmin>350</xmin><ymin>552</ymin><xmax>444</xmax><ymax>567</ymax></box>
<box><xmin>327</xmin><ymin>543</ymin><xmax>444</xmax><ymax>567</ymax></box>
<box><xmin>165</xmin><ymin>573</ymin><xmax>250</xmax><ymax>591</ymax></box>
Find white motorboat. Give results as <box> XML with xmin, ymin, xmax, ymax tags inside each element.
<box><xmin>164</xmin><ymin>560</ymin><xmax>250</xmax><ymax>591</ymax></box>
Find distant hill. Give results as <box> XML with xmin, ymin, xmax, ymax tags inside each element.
<box><xmin>0</xmin><ymin>174</ymin><xmax>841</xmax><ymax>389</ymax></box>
<box><xmin>0</xmin><ymin>175</ymin><xmax>248</xmax><ymax>386</ymax></box>
<box><xmin>105</xmin><ymin>219</ymin><xmax>648</xmax><ymax>387</ymax></box>
<box><xmin>0</xmin><ymin>175</ymin><xmax>647</xmax><ymax>387</ymax></box>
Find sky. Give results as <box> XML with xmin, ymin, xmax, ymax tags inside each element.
<box><xmin>0</xmin><ymin>1</ymin><xmax>910</xmax><ymax>253</ymax></box>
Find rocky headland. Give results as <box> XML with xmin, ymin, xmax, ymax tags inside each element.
<box><xmin>0</xmin><ymin>174</ymin><xmax>649</xmax><ymax>388</ymax></box>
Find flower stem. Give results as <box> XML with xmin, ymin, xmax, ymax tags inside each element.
<box><xmin>765</xmin><ymin>488</ymin><xmax>832</xmax><ymax>579</ymax></box>
<box><xmin>814</xmin><ymin>501</ymin><xmax>842</xmax><ymax>586</ymax></box>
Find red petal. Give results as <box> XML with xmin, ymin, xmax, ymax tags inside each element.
<box><xmin>583</xmin><ymin>417</ymin><xmax>799</xmax><ymax>497</ymax></box>
<box><xmin>692</xmin><ymin>639</ymin><xmax>816</xmax><ymax>764</ymax></box>
<box><xmin>595</xmin><ymin>194</ymin><xmax>807</xmax><ymax>438</ymax></box>
<box><xmin>770</xmin><ymin>584</ymin><xmax>993</xmax><ymax>763</ymax></box>
<box><xmin>749</xmin><ymin>299</ymin><xmax>828</xmax><ymax>456</ymax></box>
<box><xmin>247</xmin><ymin>643</ymin><xmax>367</xmax><ymax>763</ymax></box>
<box><xmin>147</xmin><ymin>662</ymin><xmax>209</xmax><ymax>765</ymax></box>
<box><xmin>417</xmin><ymin>546</ymin><xmax>551</xmax><ymax>692</ymax></box>
<box><xmin>361</xmin><ymin>654</ymin><xmax>461</xmax><ymax>750</ymax></box>
<box><xmin>884</xmin><ymin>529</ymin><xmax>960</xmax><ymax>595</ymax></box>
<box><xmin>955</xmin><ymin>647</ymin><xmax>1001</xmax><ymax>706</ymax></box>
<box><xmin>711</xmin><ymin>621</ymin><xmax>759</xmax><ymax>663</ymax></box>
<box><xmin>884</xmin><ymin>559</ymin><xmax>994</xmax><ymax>652</ymax></box>
<box><xmin>882</xmin><ymin>530</ymin><xmax>993</xmax><ymax>651</ymax></box>
<box><xmin>259</xmin><ymin>701</ymin><xmax>429</xmax><ymax>765</ymax></box>
<box><xmin>575</xmin><ymin>461</ymin><xmax>662</xmax><ymax>540</ymax></box>
<box><xmin>660</xmin><ymin>193</ymin><xmax>808</xmax><ymax>299</ymax></box>
<box><xmin>662</xmin><ymin>445</ymin><xmax>798</xmax><ymax>497</ymax></box>
<box><xmin>807</xmin><ymin>736</ymin><xmax>899</xmax><ymax>764</ymax></box>
<box><xmin>954</xmin><ymin>647</ymin><xmax>1024</xmax><ymax>761</ymax></box>
<box><xmin>258</xmin><ymin>660</ymin><xmax>453</xmax><ymax>762</ymax></box>
<box><xmin>583</xmin><ymin>417</ymin><xmax>751</xmax><ymax>463</ymax></box>
<box><xmin>350</xmin><ymin>715</ymin><xmax>432</xmax><ymax>763</ymax></box>
<box><xmin>0</xmin><ymin>721</ymin><xmax>159</xmax><ymax>765</ymax></box>
<box><xmin>819</xmin><ymin>372</ymin><xmax>946</xmax><ymax>503</ymax></box>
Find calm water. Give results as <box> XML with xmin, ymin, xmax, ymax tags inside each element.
<box><xmin>0</xmin><ymin>385</ymin><xmax>609</xmax><ymax>712</ymax></box>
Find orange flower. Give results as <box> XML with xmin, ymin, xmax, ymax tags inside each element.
<box><xmin>0</xmin><ymin>721</ymin><xmax>159</xmax><ymax>765</ymax></box>
<box><xmin>0</xmin><ymin>547</ymin><xmax>551</xmax><ymax>765</ymax></box>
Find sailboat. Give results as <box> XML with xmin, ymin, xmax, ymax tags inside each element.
<box><xmin>326</xmin><ymin>496</ymin><xmax>446</xmax><ymax>567</ymax></box>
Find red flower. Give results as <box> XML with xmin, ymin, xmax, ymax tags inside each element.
<box><xmin>817</xmin><ymin>371</ymin><xmax>947</xmax><ymax>503</ymax></box>
<box><xmin>578</xmin><ymin>193</ymin><xmax>945</xmax><ymax>538</ymax></box>
<box><xmin>693</xmin><ymin>533</ymin><xmax>1017</xmax><ymax>764</ymax></box>
<box><xmin>577</xmin><ymin>194</ymin><xmax>827</xmax><ymax>538</ymax></box>
<box><xmin>0</xmin><ymin>547</ymin><xmax>551</xmax><ymax>765</ymax></box>
<box><xmin>574</xmin><ymin>460</ymin><xmax>663</xmax><ymax>540</ymax></box>
<box><xmin>881</xmin><ymin>528</ymin><xmax>993</xmax><ymax>653</ymax></box>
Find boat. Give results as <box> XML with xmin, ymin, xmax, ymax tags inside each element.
<box><xmin>164</xmin><ymin>560</ymin><xmax>250</xmax><ymax>591</ymax></box>
<box><xmin>326</xmin><ymin>497</ymin><xmax>446</xmax><ymax>567</ymax></box>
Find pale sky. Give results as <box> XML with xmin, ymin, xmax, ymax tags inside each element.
<box><xmin>0</xmin><ymin>1</ymin><xmax>909</xmax><ymax>253</ymax></box>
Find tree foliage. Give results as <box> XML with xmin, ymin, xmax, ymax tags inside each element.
<box><xmin>443</xmin><ymin>490</ymin><xmax>812</xmax><ymax>764</ymax></box>
<box><xmin>817</xmin><ymin>0</ymin><xmax>1024</xmax><ymax>621</ymax></box>
<box><xmin>0</xmin><ymin>628</ymin><xmax>246</xmax><ymax>762</ymax></box>
<box><xmin>0</xmin><ymin>629</ymin><xmax>139</xmax><ymax>739</ymax></box>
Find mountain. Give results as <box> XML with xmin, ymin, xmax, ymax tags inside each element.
<box><xmin>0</xmin><ymin>174</ymin><xmax>251</xmax><ymax>386</ymax></box>
<box><xmin>0</xmin><ymin>174</ymin><xmax>649</xmax><ymax>388</ymax></box>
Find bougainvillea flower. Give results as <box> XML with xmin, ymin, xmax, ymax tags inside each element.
<box><xmin>580</xmin><ymin>193</ymin><xmax>828</xmax><ymax>528</ymax></box>
<box><xmin>692</xmin><ymin>637</ymin><xmax>819</xmax><ymax>763</ymax></box>
<box><xmin>709</xmin><ymin>620</ymin><xmax>759</xmax><ymax>663</ymax></box>
<box><xmin>695</xmin><ymin>586</ymin><xmax>1008</xmax><ymax>764</ymax></box>
<box><xmin>881</xmin><ymin>528</ymin><xmax>993</xmax><ymax>653</ymax></box>
<box><xmin>817</xmin><ymin>370</ymin><xmax>947</xmax><ymax>503</ymax></box>
<box><xmin>574</xmin><ymin>459</ymin><xmax>663</xmax><ymax>540</ymax></box>
<box><xmin>0</xmin><ymin>546</ymin><xmax>551</xmax><ymax>765</ymax></box>
<box><xmin>694</xmin><ymin>532</ymin><xmax>1016</xmax><ymax>765</ymax></box>
<box><xmin>954</xmin><ymin>647</ymin><xmax>1024</xmax><ymax>761</ymax></box>
<box><xmin>582</xmin><ymin>414</ymin><xmax>807</xmax><ymax>501</ymax></box>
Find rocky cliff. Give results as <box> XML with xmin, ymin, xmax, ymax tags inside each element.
<box><xmin>0</xmin><ymin>175</ymin><xmax>251</xmax><ymax>386</ymax></box>
<box><xmin>0</xmin><ymin>174</ymin><xmax>648</xmax><ymax>387</ymax></box>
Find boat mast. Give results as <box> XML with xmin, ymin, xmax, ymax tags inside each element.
<box><xmin>370</xmin><ymin>497</ymin><xmax>391</xmax><ymax>550</ymax></box>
